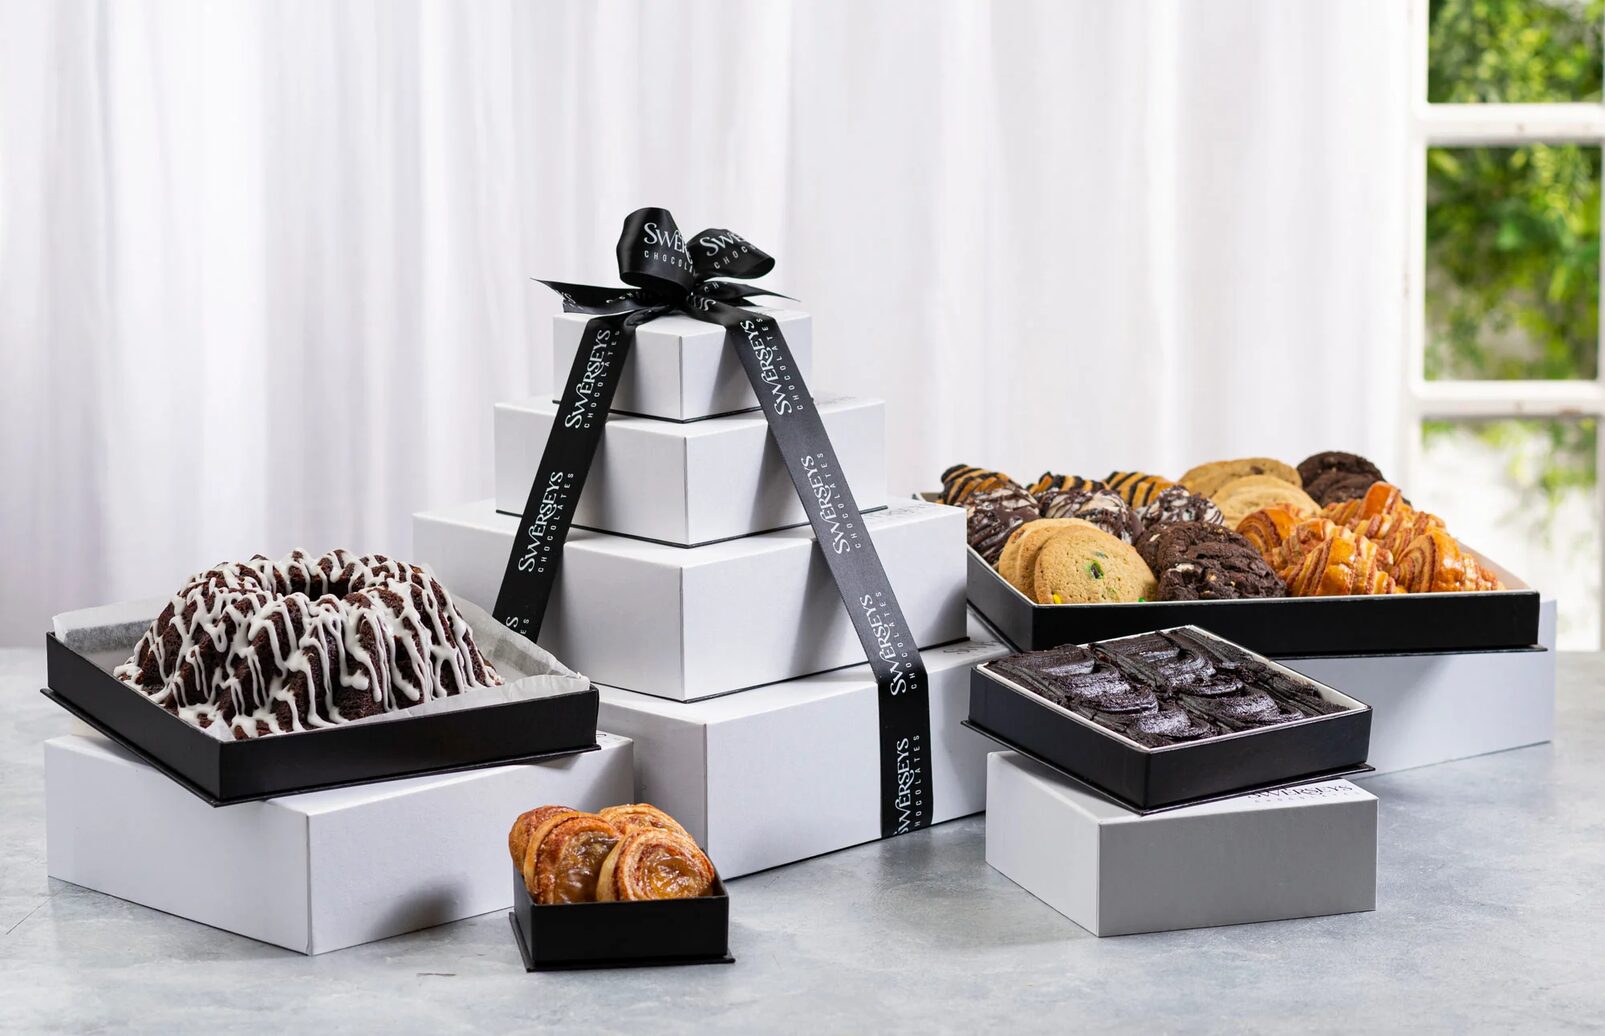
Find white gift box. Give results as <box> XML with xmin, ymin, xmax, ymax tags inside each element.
<box><xmin>984</xmin><ymin>751</ymin><xmax>1377</xmax><ymax>937</ymax></box>
<box><xmin>597</xmin><ymin>622</ymin><xmax>1009</xmax><ymax>879</ymax></box>
<box><xmin>552</xmin><ymin>307</ymin><xmax>812</xmax><ymax>421</ymax></box>
<box><xmin>493</xmin><ymin>394</ymin><xmax>887</xmax><ymax>547</ymax></box>
<box><xmin>1282</xmin><ymin>597</ymin><xmax>1556</xmax><ymax>775</ymax></box>
<box><xmin>45</xmin><ymin>732</ymin><xmax>634</xmax><ymax>955</ymax></box>
<box><xmin>413</xmin><ymin>497</ymin><xmax>967</xmax><ymax>701</ymax></box>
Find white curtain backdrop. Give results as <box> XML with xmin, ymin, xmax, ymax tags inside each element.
<box><xmin>0</xmin><ymin>0</ymin><xmax>1408</xmax><ymax>644</ymax></box>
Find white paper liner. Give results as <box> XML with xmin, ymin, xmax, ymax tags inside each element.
<box><xmin>50</xmin><ymin>594</ymin><xmax>591</xmax><ymax>742</ymax></box>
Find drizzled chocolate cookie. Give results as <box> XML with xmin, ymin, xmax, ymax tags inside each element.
<box><xmin>1137</xmin><ymin>486</ymin><xmax>1223</xmax><ymax>529</ymax></box>
<box><xmin>965</xmin><ymin>486</ymin><xmax>1040</xmax><ymax>564</ymax></box>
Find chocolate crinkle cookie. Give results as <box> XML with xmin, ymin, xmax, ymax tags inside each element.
<box><xmin>1137</xmin><ymin>486</ymin><xmax>1223</xmax><ymax>529</ymax></box>
<box><xmin>1137</xmin><ymin>522</ymin><xmax>1286</xmax><ymax>601</ymax></box>
<box><xmin>1304</xmin><ymin>468</ymin><xmax>1377</xmax><ymax>506</ymax></box>
<box><xmin>965</xmin><ymin>486</ymin><xmax>1040</xmax><ymax>564</ymax></box>
<box><xmin>1296</xmin><ymin>446</ymin><xmax>1386</xmax><ymax>491</ymax></box>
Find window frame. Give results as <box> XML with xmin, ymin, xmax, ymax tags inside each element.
<box><xmin>1405</xmin><ymin>0</ymin><xmax>1605</xmax><ymax>647</ymax></box>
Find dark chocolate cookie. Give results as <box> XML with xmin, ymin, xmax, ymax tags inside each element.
<box><xmin>1305</xmin><ymin>468</ymin><xmax>1377</xmax><ymax>507</ymax></box>
<box><xmin>1137</xmin><ymin>486</ymin><xmax>1224</xmax><ymax>529</ymax></box>
<box><xmin>1155</xmin><ymin>538</ymin><xmax>1287</xmax><ymax>601</ymax></box>
<box><xmin>1135</xmin><ymin>520</ymin><xmax>1243</xmax><ymax>574</ymax></box>
<box><xmin>1296</xmin><ymin>451</ymin><xmax>1384</xmax><ymax>489</ymax></box>
<box><xmin>965</xmin><ymin>486</ymin><xmax>1040</xmax><ymax>564</ymax></box>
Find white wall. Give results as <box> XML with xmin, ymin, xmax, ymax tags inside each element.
<box><xmin>0</xmin><ymin>0</ymin><xmax>1408</xmax><ymax>644</ymax></box>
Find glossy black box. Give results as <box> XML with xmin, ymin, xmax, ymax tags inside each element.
<box><xmin>966</xmin><ymin>546</ymin><xmax>1541</xmax><ymax>657</ymax></box>
<box><xmin>43</xmin><ymin>633</ymin><xmax>600</xmax><ymax>806</ymax></box>
<box><xmin>508</xmin><ymin>871</ymin><xmax>733</xmax><ymax>970</ymax></box>
<box><xmin>966</xmin><ymin>626</ymin><xmax>1373</xmax><ymax>812</ymax></box>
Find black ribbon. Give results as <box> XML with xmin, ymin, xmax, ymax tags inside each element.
<box><xmin>494</xmin><ymin>208</ymin><xmax>932</xmax><ymax>837</ymax></box>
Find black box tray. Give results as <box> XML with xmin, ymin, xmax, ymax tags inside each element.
<box><xmin>967</xmin><ymin>626</ymin><xmax>1373</xmax><ymax>812</ymax></box>
<box><xmin>44</xmin><ymin>633</ymin><xmax>600</xmax><ymax>806</ymax></box>
<box><xmin>966</xmin><ymin>547</ymin><xmax>1541</xmax><ymax>656</ymax></box>
<box><xmin>508</xmin><ymin>871</ymin><xmax>733</xmax><ymax>971</ymax></box>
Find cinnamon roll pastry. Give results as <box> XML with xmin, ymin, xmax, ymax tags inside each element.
<box><xmin>596</xmin><ymin>830</ymin><xmax>716</xmax><ymax>902</ymax></box>
<box><xmin>1281</xmin><ymin>525</ymin><xmax>1401</xmax><ymax>596</ymax></box>
<box><xmin>1391</xmin><ymin>528</ymin><xmax>1504</xmax><ymax>593</ymax></box>
<box><xmin>1350</xmin><ymin>507</ymin><xmax>1446</xmax><ymax>558</ymax></box>
<box><xmin>508</xmin><ymin>805</ymin><xmax>579</xmax><ymax>871</ymax></box>
<box><xmin>598</xmin><ymin>803</ymin><xmax>692</xmax><ymax>839</ymax></box>
<box><xmin>528</xmin><ymin>814</ymin><xmax>621</xmax><ymax>904</ymax></box>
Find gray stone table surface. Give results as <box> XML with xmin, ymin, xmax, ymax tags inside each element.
<box><xmin>1</xmin><ymin>646</ymin><xmax>1601</xmax><ymax>1034</ymax></box>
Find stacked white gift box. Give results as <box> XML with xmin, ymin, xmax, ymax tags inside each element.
<box><xmin>415</xmin><ymin>306</ymin><xmax>1011</xmax><ymax>879</ymax></box>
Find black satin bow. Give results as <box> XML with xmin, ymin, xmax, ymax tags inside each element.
<box><xmin>540</xmin><ymin>207</ymin><xmax>788</xmax><ymax>322</ymax></box>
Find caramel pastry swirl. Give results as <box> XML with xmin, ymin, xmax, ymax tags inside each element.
<box><xmin>508</xmin><ymin>805</ymin><xmax>578</xmax><ymax>872</ymax></box>
<box><xmin>598</xmin><ymin>803</ymin><xmax>692</xmax><ymax>839</ymax></box>
<box><xmin>528</xmin><ymin>814</ymin><xmax>621</xmax><ymax>904</ymax></box>
<box><xmin>596</xmin><ymin>830</ymin><xmax>716</xmax><ymax>902</ymax></box>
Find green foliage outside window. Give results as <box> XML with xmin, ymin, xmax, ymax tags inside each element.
<box><xmin>1429</xmin><ymin>0</ymin><xmax>1602</xmax><ymax>103</ymax></box>
<box><xmin>1426</xmin><ymin>0</ymin><xmax>1602</xmax><ymax>518</ymax></box>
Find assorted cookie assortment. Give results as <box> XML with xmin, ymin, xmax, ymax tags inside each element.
<box><xmin>509</xmin><ymin>802</ymin><xmax>716</xmax><ymax>904</ymax></box>
<box><xmin>941</xmin><ymin>450</ymin><xmax>1504</xmax><ymax>603</ymax></box>
<box><xmin>989</xmin><ymin>628</ymin><xmax>1346</xmax><ymax>748</ymax></box>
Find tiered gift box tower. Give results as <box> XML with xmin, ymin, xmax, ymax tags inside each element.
<box><xmin>414</xmin><ymin>304</ymin><xmax>1009</xmax><ymax>878</ymax></box>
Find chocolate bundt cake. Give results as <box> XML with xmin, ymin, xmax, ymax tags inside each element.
<box><xmin>115</xmin><ymin>550</ymin><xmax>502</xmax><ymax>740</ymax></box>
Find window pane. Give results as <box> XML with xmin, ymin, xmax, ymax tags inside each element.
<box><xmin>1419</xmin><ymin>418</ymin><xmax>1599</xmax><ymax>649</ymax></box>
<box><xmin>1425</xmin><ymin>145</ymin><xmax>1600</xmax><ymax>381</ymax></box>
<box><xmin>1429</xmin><ymin>0</ymin><xmax>1604</xmax><ymax>103</ymax></box>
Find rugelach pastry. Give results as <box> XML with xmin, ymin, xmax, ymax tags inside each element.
<box><xmin>1391</xmin><ymin>528</ymin><xmax>1504</xmax><ymax>593</ymax></box>
<box><xmin>1278</xmin><ymin>523</ymin><xmax>1400</xmax><ymax>596</ymax></box>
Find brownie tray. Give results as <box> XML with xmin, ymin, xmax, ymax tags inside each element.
<box><xmin>965</xmin><ymin>544</ymin><xmax>1541</xmax><ymax>656</ymax></box>
<box><xmin>966</xmin><ymin>625</ymin><xmax>1374</xmax><ymax>812</ymax></box>
<box><xmin>43</xmin><ymin>633</ymin><xmax>600</xmax><ymax>806</ymax></box>
<box><xmin>508</xmin><ymin>870</ymin><xmax>733</xmax><ymax>971</ymax></box>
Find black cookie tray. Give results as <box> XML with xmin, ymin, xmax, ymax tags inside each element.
<box><xmin>43</xmin><ymin>633</ymin><xmax>600</xmax><ymax>806</ymax></box>
<box><xmin>509</xmin><ymin>870</ymin><xmax>733</xmax><ymax>971</ymax></box>
<box><xmin>965</xmin><ymin>546</ymin><xmax>1541</xmax><ymax>656</ymax></box>
<box><xmin>967</xmin><ymin>625</ymin><xmax>1373</xmax><ymax>812</ymax></box>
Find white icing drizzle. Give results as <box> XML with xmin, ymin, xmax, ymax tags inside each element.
<box><xmin>114</xmin><ymin>550</ymin><xmax>502</xmax><ymax>739</ymax></box>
